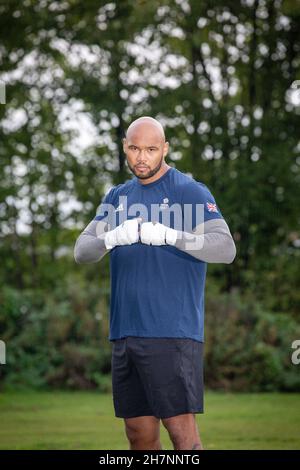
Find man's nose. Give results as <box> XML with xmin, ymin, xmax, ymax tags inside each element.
<box><xmin>136</xmin><ymin>149</ymin><xmax>148</xmax><ymax>162</ymax></box>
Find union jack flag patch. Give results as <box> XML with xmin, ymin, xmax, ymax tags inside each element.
<box><xmin>206</xmin><ymin>202</ymin><xmax>218</xmax><ymax>213</ymax></box>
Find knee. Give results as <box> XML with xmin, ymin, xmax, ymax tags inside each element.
<box><xmin>162</xmin><ymin>419</ymin><xmax>181</xmax><ymax>438</ymax></box>
<box><xmin>125</xmin><ymin>422</ymin><xmax>158</xmax><ymax>447</ymax></box>
<box><xmin>165</xmin><ymin>429</ymin><xmax>183</xmax><ymax>448</ymax></box>
<box><xmin>125</xmin><ymin>423</ymin><xmax>141</xmax><ymax>444</ymax></box>
<box><xmin>162</xmin><ymin>416</ymin><xmax>195</xmax><ymax>449</ymax></box>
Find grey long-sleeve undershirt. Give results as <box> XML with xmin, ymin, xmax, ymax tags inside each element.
<box><xmin>74</xmin><ymin>220</ymin><xmax>110</xmax><ymax>264</ymax></box>
<box><xmin>74</xmin><ymin>218</ymin><xmax>236</xmax><ymax>265</ymax></box>
<box><xmin>174</xmin><ymin>218</ymin><xmax>236</xmax><ymax>263</ymax></box>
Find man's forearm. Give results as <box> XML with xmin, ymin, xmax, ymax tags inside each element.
<box><xmin>74</xmin><ymin>220</ymin><xmax>110</xmax><ymax>264</ymax></box>
<box><xmin>174</xmin><ymin>219</ymin><xmax>236</xmax><ymax>264</ymax></box>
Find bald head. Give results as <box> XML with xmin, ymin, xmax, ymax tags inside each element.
<box><xmin>125</xmin><ymin>116</ymin><xmax>165</xmax><ymax>144</ymax></box>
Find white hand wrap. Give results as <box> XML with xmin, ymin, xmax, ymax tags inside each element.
<box><xmin>103</xmin><ymin>218</ymin><xmax>139</xmax><ymax>249</ymax></box>
<box><xmin>140</xmin><ymin>221</ymin><xmax>177</xmax><ymax>246</ymax></box>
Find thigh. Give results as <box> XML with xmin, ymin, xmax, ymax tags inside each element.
<box><xmin>111</xmin><ymin>338</ymin><xmax>154</xmax><ymax>418</ymax></box>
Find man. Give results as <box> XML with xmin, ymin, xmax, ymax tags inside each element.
<box><xmin>74</xmin><ymin>116</ymin><xmax>236</xmax><ymax>450</ymax></box>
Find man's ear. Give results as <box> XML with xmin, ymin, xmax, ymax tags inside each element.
<box><xmin>122</xmin><ymin>138</ymin><xmax>127</xmax><ymax>152</ymax></box>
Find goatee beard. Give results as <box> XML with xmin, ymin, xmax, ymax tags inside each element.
<box><xmin>129</xmin><ymin>156</ymin><xmax>164</xmax><ymax>180</ymax></box>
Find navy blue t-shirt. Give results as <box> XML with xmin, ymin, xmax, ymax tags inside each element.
<box><xmin>94</xmin><ymin>167</ymin><xmax>223</xmax><ymax>343</ymax></box>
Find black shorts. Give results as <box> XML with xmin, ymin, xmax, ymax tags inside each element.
<box><xmin>111</xmin><ymin>336</ymin><xmax>204</xmax><ymax>419</ymax></box>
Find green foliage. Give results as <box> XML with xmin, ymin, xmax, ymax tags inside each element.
<box><xmin>0</xmin><ymin>281</ymin><xmax>112</xmax><ymax>392</ymax></box>
<box><xmin>205</xmin><ymin>286</ymin><xmax>300</xmax><ymax>391</ymax></box>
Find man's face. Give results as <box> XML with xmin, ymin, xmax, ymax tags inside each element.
<box><xmin>123</xmin><ymin>126</ymin><xmax>169</xmax><ymax>180</ymax></box>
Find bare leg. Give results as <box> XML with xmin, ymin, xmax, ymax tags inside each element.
<box><xmin>162</xmin><ymin>413</ymin><xmax>203</xmax><ymax>450</ymax></box>
<box><xmin>124</xmin><ymin>415</ymin><xmax>162</xmax><ymax>450</ymax></box>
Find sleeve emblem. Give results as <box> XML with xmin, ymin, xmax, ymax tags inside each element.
<box><xmin>206</xmin><ymin>202</ymin><xmax>218</xmax><ymax>213</ymax></box>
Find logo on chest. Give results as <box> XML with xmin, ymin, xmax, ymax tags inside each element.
<box><xmin>159</xmin><ymin>198</ymin><xmax>169</xmax><ymax>210</ymax></box>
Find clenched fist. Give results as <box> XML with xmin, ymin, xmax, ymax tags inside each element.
<box><xmin>103</xmin><ymin>218</ymin><xmax>140</xmax><ymax>249</ymax></box>
<box><xmin>140</xmin><ymin>221</ymin><xmax>177</xmax><ymax>246</ymax></box>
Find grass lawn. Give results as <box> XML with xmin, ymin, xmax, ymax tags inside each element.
<box><xmin>0</xmin><ymin>390</ymin><xmax>299</xmax><ymax>450</ymax></box>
